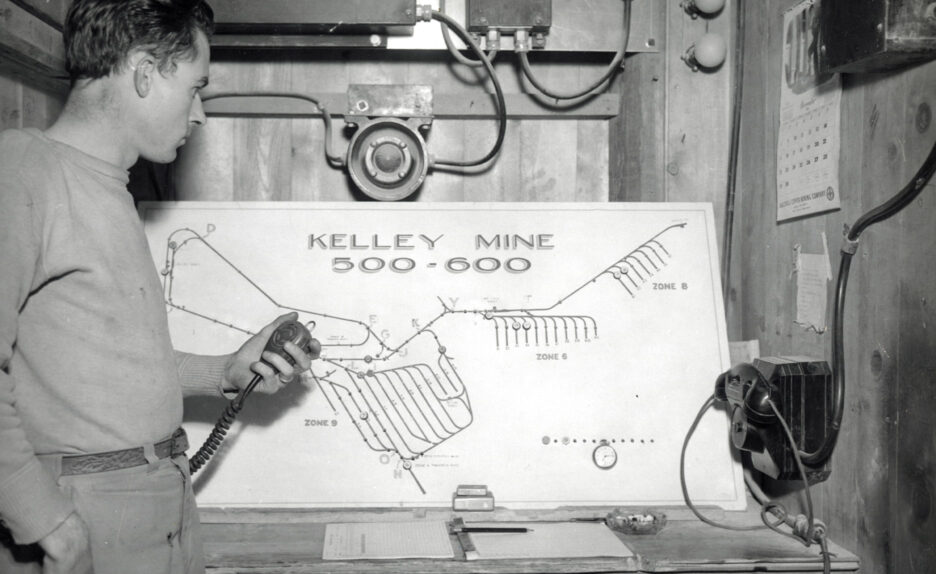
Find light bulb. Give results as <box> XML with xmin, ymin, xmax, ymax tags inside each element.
<box><xmin>694</xmin><ymin>32</ymin><xmax>727</xmax><ymax>69</ymax></box>
<box><xmin>694</xmin><ymin>0</ymin><xmax>726</xmax><ymax>15</ymax></box>
<box><xmin>681</xmin><ymin>0</ymin><xmax>727</xmax><ymax>18</ymax></box>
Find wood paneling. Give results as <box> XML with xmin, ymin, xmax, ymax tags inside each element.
<box><xmin>8</xmin><ymin>0</ymin><xmax>69</xmax><ymax>30</ymax></box>
<box><xmin>609</xmin><ymin>0</ymin><xmax>734</xmax><ymax>246</ymax></box>
<box><xmin>731</xmin><ymin>2</ymin><xmax>936</xmax><ymax>573</ymax></box>
<box><xmin>609</xmin><ymin>44</ymin><xmax>666</xmax><ymax>203</ymax></box>
<box><xmin>0</xmin><ymin>68</ymin><xmax>63</xmax><ymax>131</ymax></box>
<box><xmin>0</xmin><ymin>0</ymin><xmax>66</xmax><ymax>94</ymax></box>
<box><xmin>0</xmin><ymin>3</ymin><xmax>64</xmax><ymax>133</ymax></box>
<box><xmin>175</xmin><ymin>53</ymin><xmax>617</xmax><ymax>203</ymax></box>
<box><xmin>661</xmin><ymin>0</ymin><xmax>735</xmax><ymax>252</ymax></box>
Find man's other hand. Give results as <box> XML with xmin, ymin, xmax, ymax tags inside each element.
<box><xmin>40</xmin><ymin>512</ymin><xmax>92</xmax><ymax>574</ymax></box>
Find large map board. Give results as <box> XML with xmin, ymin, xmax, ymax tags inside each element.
<box><xmin>140</xmin><ymin>202</ymin><xmax>745</xmax><ymax>510</ymax></box>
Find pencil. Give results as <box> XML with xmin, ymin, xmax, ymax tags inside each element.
<box><xmin>458</xmin><ymin>527</ymin><xmax>531</xmax><ymax>533</ymax></box>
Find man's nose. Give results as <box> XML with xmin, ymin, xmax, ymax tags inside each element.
<box><xmin>190</xmin><ymin>93</ymin><xmax>207</xmax><ymax>126</ymax></box>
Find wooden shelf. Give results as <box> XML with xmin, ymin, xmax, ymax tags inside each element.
<box><xmin>200</xmin><ymin>508</ymin><xmax>859</xmax><ymax>573</ymax></box>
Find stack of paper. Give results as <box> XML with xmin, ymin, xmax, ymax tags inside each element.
<box><xmin>323</xmin><ymin>521</ymin><xmax>455</xmax><ymax>560</ymax></box>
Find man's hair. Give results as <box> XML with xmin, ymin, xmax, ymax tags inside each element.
<box><xmin>64</xmin><ymin>0</ymin><xmax>214</xmax><ymax>82</ymax></box>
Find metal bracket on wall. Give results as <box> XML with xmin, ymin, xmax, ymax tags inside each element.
<box><xmin>203</xmin><ymin>93</ymin><xmax>619</xmax><ymax>120</ymax></box>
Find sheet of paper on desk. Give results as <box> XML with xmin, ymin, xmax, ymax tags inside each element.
<box><xmin>467</xmin><ymin>522</ymin><xmax>633</xmax><ymax>560</ymax></box>
<box><xmin>322</xmin><ymin>521</ymin><xmax>455</xmax><ymax>560</ymax></box>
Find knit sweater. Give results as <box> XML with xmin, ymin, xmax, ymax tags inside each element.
<box><xmin>0</xmin><ymin>129</ymin><xmax>228</xmax><ymax>545</ymax></box>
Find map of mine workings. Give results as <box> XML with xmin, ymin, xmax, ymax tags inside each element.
<box><xmin>141</xmin><ymin>202</ymin><xmax>744</xmax><ymax>510</ymax></box>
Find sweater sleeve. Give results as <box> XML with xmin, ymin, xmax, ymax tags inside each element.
<box><xmin>175</xmin><ymin>351</ymin><xmax>233</xmax><ymax>398</ymax></box>
<box><xmin>0</xmin><ymin>157</ymin><xmax>76</xmax><ymax>544</ymax></box>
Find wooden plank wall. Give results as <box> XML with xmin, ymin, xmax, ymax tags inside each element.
<box><xmin>0</xmin><ymin>0</ymin><xmax>65</xmax><ymax>129</ymax></box>
<box><xmin>611</xmin><ymin>0</ymin><xmax>735</xmax><ymax>263</ymax></box>
<box><xmin>176</xmin><ymin>2</ymin><xmax>735</xmax><ymax>224</ymax></box>
<box><xmin>727</xmin><ymin>2</ymin><xmax>936</xmax><ymax>573</ymax></box>
<box><xmin>174</xmin><ymin>51</ymin><xmax>618</xmax><ymax>203</ymax></box>
<box><xmin>0</xmin><ymin>69</ymin><xmax>62</xmax><ymax>131</ymax></box>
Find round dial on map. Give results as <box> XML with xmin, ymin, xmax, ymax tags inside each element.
<box><xmin>592</xmin><ymin>440</ymin><xmax>617</xmax><ymax>470</ymax></box>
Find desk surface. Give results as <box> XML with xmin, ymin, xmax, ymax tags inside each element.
<box><xmin>200</xmin><ymin>510</ymin><xmax>859</xmax><ymax>573</ymax></box>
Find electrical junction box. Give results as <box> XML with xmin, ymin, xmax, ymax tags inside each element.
<box><xmin>467</xmin><ymin>0</ymin><xmax>552</xmax><ymax>34</ymax></box>
<box><xmin>818</xmin><ymin>0</ymin><xmax>936</xmax><ymax>73</ymax></box>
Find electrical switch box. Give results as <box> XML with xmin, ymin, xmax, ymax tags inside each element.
<box><xmin>467</xmin><ymin>0</ymin><xmax>552</xmax><ymax>34</ymax></box>
<box><xmin>818</xmin><ymin>0</ymin><xmax>936</xmax><ymax>73</ymax></box>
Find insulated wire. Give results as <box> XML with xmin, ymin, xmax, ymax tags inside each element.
<box><xmin>679</xmin><ymin>394</ymin><xmax>764</xmax><ymax>531</ymax></box>
<box><xmin>517</xmin><ymin>0</ymin><xmax>632</xmax><ymax>101</ymax></box>
<box><xmin>766</xmin><ymin>396</ymin><xmax>832</xmax><ymax>574</ymax></box>
<box><xmin>201</xmin><ymin>92</ymin><xmax>345</xmax><ymax>167</ymax></box>
<box><xmin>189</xmin><ymin>373</ymin><xmax>264</xmax><ymax>474</ymax></box>
<box><xmin>682</xmin><ymin>395</ymin><xmax>832</xmax><ymax>574</ymax></box>
<box><xmin>847</xmin><ymin>138</ymin><xmax>936</xmax><ymax>239</ymax></box>
<box><xmin>430</xmin><ymin>9</ymin><xmax>507</xmax><ymax>168</ymax></box>
<box><xmin>438</xmin><ymin>0</ymin><xmax>498</xmax><ymax>68</ymax></box>
<box><xmin>722</xmin><ymin>0</ymin><xmax>745</xmax><ymax>302</ymax></box>
<box><xmin>799</xmin><ymin>136</ymin><xmax>936</xmax><ymax>467</ymax></box>
<box><xmin>766</xmin><ymin>397</ymin><xmax>815</xmax><ymax>541</ymax></box>
<box><xmin>201</xmin><ymin>17</ymin><xmax>507</xmax><ymax>171</ymax></box>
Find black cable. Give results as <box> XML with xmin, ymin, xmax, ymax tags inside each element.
<box><xmin>188</xmin><ymin>374</ymin><xmax>263</xmax><ymax>474</ymax></box>
<box><xmin>430</xmin><ymin>9</ymin><xmax>507</xmax><ymax>168</ymax></box>
<box><xmin>847</xmin><ymin>139</ymin><xmax>936</xmax><ymax>240</ymax></box>
<box><xmin>438</xmin><ymin>0</ymin><xmax>498</xmax><ymax>68</ymax></box>
<box><xmin>202</xmin><ymin>92</ymin><xmax>345</xmax><ymax>167</ymax></box>
<box><xmin>799</xmin><ymin>136</ymin><xmax>936</xmax><ymax>467</ymax></box>
<box><xmin>517</xmin><ymin>0</ymin><xmax>632</xmax><ymax>101</ymax></box>
<box><xmin>201</xmin><ymin>21</ymin><xmax>505</xmax><ymax>171</ymax></box>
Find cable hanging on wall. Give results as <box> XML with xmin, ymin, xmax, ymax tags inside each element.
<box><xmin>438</xmin><ymin>0</ymin><xmax>499</xmax><ymax>68</ymax></box>
<box><xmin>202</xmin><ymin>92</ymin><xmax>345</xmax><ymax>168</ymax></box>
<box><xmin>515</xmin><ymin>0</ymin><xmax>633</xmax><ymax>101</ymax></box>
<box><xmin>684</xmin><ymin>126</ymin><xmax>936</xmax><ymax>574</ymax></box>
<box><xmin>426</xmin><ymin>7</ymin><xmax>507</xmax><ymax>169</ymax></box>
<box><xmin>805</xmin><ymin>134</ymin><xmax>936</xmax><ymax>467</ymax></box>
<box><xmin>679</xmin><ymin>393</ymin><xmax>833</xmax><ymax>574</ymax></box>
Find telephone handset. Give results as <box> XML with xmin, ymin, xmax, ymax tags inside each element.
<box><xmin>188</xmin><ymin>320</ymin><xmax>318</xmax><ymax>474</ymax></box>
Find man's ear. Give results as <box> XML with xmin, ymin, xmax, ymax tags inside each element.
<box><xmin>132</xmin><ymin>54</ymin><xmax>157</xmax><ymax>98</ymax></box>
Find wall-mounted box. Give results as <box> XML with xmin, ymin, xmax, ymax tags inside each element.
<box><xmin>208</xmin><ymin>0</ymin><xmax>658</xmax><ymax>54</ymax></box>
<box><xmin>211</xmin><ymin>0</ymin><xmax>418</xmax><ymax>35</ymax></box>
<box><xmin>818</xmin><ymin>0</ymin><xmax>936</xmax><ymax>73</ymax></box>
<box><xmin>467</xmin><ymin>0</ymin><xmax>552</xmax><ymax>34</ymax></box>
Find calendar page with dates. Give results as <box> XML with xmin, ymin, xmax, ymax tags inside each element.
<box><xmin>777</xmin><ymin>0</ymin><xmax>842</xmax><ymax>222</ymax></box>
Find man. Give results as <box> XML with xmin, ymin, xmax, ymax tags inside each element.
<box><xmin>0</xmin><ymin>1</ymin><xmax>315</xmax><ymax>572</ymax></box>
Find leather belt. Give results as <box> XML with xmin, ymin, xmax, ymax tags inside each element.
<box><xmin>60</xmin><ymin>428</ymin><xmax>188</xmax><ymax>476</ymax></box>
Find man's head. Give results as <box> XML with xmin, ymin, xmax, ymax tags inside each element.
<box><xmin>64</xmin><ymin>0</ymin><xmax>214</xmax><ymax>83</ymax></box>
<box><xmin>62</xmin><ymin>0</ymin><xmax>214</xmax><ymax>165</ymax></box>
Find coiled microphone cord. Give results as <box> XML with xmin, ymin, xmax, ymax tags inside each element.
<box><xmin>188</xmin><ymin>374</ymin><xmax>263</xmax><ymax>474</ymax></box>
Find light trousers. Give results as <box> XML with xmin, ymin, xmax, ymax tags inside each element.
<box><xmin>0</xmin><ymin>455</ymin><xmax>204</xmax><ymax>574</ymax></box>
